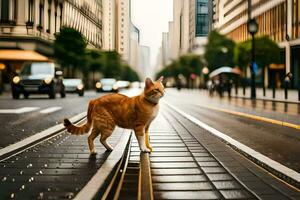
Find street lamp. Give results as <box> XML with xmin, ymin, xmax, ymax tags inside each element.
<box><xmin>247</xmin><ymin>18</ymin><xmax>258</xmax><ymax>99</ymax></box>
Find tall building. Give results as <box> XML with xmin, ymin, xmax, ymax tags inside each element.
<box><xmin>193</xmin><ymin>0</ymin><xmax>210</xmax><ymax>54</ymax></box>
<box><xmin>102</xmin><ymin>0</ymin><xmax>116</xmax><ymax>50</ymax></box>
<box><xmin>138</xmin><ymin>45</ymin><xmax>150</xmax><ymax>79</ymax></box>
<box><xmin>214</xmin><ymin>0</ymin><xmax>300</xmax><ymax>88</ymax></box>
<box><xmin>115</xmin><ymin>0</ymin><xmax>131</xmax><ymax>62</ymax></box>
<box><xmin>157</xmin><ymin>0</ymin><xmax>211</xmax><ymax>70</ymax></box>
<box><xmin>129</xmin><ymin>23</ymin><xmax>139</xmax><ymax>72</ymax></box>
<box><xmin>0</xmin><ymin>0</ymin><xmax>102</xmax><ymax>90</ymax></box>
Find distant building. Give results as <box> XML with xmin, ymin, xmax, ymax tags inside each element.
<box><xmin>129</xmin><ymin>23</ymin><xmax>139</xmax><ymax>72</ymax></box>
<box><xmin>102</xmin><ymin>0</ymin><xmax>116</xmax><ymax>50</ymax></box>
<box><xmin>0</xmin><ymin>0</ymin><xmax>102</xmax><ymax>90</ymax></box>
<box><xmin>115</xmin><ymin>0</ymin><xmax>131</xmax><ymax>62</ymax></box>
<box><xmin>157</xmin><ymin>0</ymin><xmax>212</xmax><ymax>71</ymax></box>
<box><xmin>138</xmin><ymin>45</ymin><xmax>150</xmax><ymax>79</ymax></box>
<box><xmin>213</xmin><ymin>0</ymin><xmax>300</xmax><ymax>89</ymax></box>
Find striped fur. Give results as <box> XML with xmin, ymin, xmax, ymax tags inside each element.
<box><xmin>63</xmin><ymin>100</ymin><xmax>94</xmax><ymax>135</ymax></box>
<box><xmin>63</xmin><ymin>77</ymin><xmax>164</xmax><ymax>154</ymax></box>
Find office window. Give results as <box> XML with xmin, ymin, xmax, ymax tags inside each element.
<box><xmin>28</xmin><ymin>0</ymin><xmax>34</xmax><ymax>22</ymax></box>
<box><xmin>0</xmin><ymin>0</ymin><xmax>9</xmax><ymax>22</ymax></box>
<box><xmin>39</xmin><ymin>2</ymin><xmax>44</xmax><ymax>28</ymax></box>
<box><xmin>196</xmin><ymin>0</ymin><xmax>209</xmax><ymax>36</ymax></box>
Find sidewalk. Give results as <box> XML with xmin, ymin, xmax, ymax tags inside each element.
<box><xmin>149</xmin><ymin>107</ymin><xmax>300</xmax><ymax>198</ymax></box>
<box><xmin>230</xmin><ymin>88</ymin><xmax>299</xmax><ymax>103</ymax></box>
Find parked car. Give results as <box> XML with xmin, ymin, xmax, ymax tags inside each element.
<box><xmin>116</xmin><ymin>80</ymin><xmax>130</xmax><ymax>89</ymax></box>
<box><xmin>95</xmin><ymin>78</ymin><xmax>119</xmax><ymax>92</ymax></box>
<box><xmin>11</xmin><ymin>62</ymin><xmax>65</xmax><ymax>99</ymax></box>
<box><xmin>63</xmin><ymin>78</ymin><xmax>84</xmax><ymax>96</ymax></box>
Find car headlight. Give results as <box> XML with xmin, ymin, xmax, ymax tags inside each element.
<box><xmin>44</xmin><ymin>77</ymin><xmax>53</xmax><ymax>84</ymax></box>
<box><xmin>113</xmin><ymin>85</ymin><xmax>118</xmax><ymax>90</ymax></box>
<box><xmin>77</xmin><ymin>84</ymin><xmax>84</xmax><ymax>90</ymax></box>
<box><xmin>13</xmin><ymin>76</ymin><xmax>20</xmax><ymax>84</ymax></box>
<box><xmin>95</xmin><ymin>82</ymin><xmax>101</xmax><ymax>89</ymax></box>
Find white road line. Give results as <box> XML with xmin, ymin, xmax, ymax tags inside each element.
<box><xmin>165</xmin><ymin>102</ymin><xmax>300</xmax><ymax>184</ymax></box>
<box><xmin>0</xmin><ymin>111</ymin><xmax>86</xmax><ymax>160</ymax></box>
<box><xmin>40</xmin><ymin>107</ymin><xmax>62</xmax><ymax>114</ymax></box>
<box><xmin>0</xmin><ymin>107</ymin><xmax>40</xmax><ymax>114</ymax></box>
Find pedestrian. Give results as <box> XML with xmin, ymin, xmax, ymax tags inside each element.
<box><xmin>176</xmin><ymin>76</ymin><xmax>182</xmax><ymax>91</ymax></box>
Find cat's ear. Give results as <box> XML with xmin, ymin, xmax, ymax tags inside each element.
<box><xmin>158</xmin><ymin>76</ymin><xmax>164</xmax><ymax>82</ymax></box>
<box><xmin>145</xmin><ymin>77</ymin><xmax>154</xmax><ymax>89</ymax></box>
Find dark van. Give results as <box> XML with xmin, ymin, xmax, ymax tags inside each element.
<box><xmin>11</xmin><ymin>62</ymin><xmax>65</xmax><ymax>99</ymax></box>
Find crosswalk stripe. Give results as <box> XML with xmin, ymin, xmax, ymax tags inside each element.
<box><xmin>40</xmin><ymin>107</ymin><xmax>62</xmax><ymax>114</ymax></box>
<box><xmin>0</xmin><ymin>107</ymin><xmax>40</xmax><ymax>114</ymax></box>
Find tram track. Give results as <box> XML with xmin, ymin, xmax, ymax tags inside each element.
<box><xmin>1</xmin><ymin>102</ymin><xmax>299</xmax><ymax>199</ymax></box>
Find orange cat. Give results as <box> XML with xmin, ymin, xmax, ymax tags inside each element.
<box><xmin>63</xmin><ymin>77</ymin><xmax>164</xmax><ymax>154</ymax></box>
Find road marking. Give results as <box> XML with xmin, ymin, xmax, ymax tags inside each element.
<box><xmin>195</xmin><ymin>104</ymin><xmax>300</xmax><ymax>130</ymax></box>
<box><xmin>40</xmin><ymin>107</ymin><xmax>62</xmax><ymax>114</ymax></box>
<box><xmin>165</xmin><ymin>102</ymin><xmax>300</xmax><ymax>186</ymax></box>
<box><xmin>0</xmin><ymin>111</ymin><xmax>86</xmax><ymax>160</ymax></box>
<box><xmin>0</xmin><ymin>107</ymin><xmax>40</xmax><ymax>114</ymax></box>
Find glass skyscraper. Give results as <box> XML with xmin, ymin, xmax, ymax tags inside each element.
<box><xmin>196</xmin><ymin>0</ymin><xmax>209</xmax><ymax>37</ymax></box>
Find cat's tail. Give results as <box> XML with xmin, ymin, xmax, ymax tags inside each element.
<box><xmin>63</xmin><ymin>100</ymin><xmax>94</xmax><ymax>135</ymax></box>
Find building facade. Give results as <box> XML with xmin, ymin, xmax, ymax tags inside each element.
<box><xmin>157</xmin><ymin>0</ymin><xmax>211</xmax><ymax>71</ymax></box>
<box><xmin>214</xmin><ymin>0</ymin><xmax>300</xmax><ymax>88</ymax></box>
<box><xmin>0</xmin><ymin>0</ymin><xmax>102</xmax><ymax>90</ymax></box>
<box><xmin>102</xmin><ymin>0</ymin><xmax>116</xmax><ymax>50</ymax></box>
<box><xmin>115</xmin><ymin>0</ymin><xmax>130</xmax><ymax>62</ymax></box>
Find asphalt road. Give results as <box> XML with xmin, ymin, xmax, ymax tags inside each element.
<box><xmin>0</xmin><ymin>91</ymin><xmax>102</xmax><ymax>148</ymax></box>
<box><xmin>165</xmin><ymin>89</ymin><xmax>300</xmax><ymax>173</ymax></box>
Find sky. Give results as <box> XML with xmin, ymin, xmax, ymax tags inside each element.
<box><xmin>131</xmin><ymin>0</ymin><xmax>173</xmax><ymax>70</ymax></box>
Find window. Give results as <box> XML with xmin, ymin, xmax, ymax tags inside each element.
<box><xmin>196</xmin><ymin>0</ymin><xmax>209</xmax><ymax>36</ymax></box>
<box><xmin>0</xmin><ymin>0</ymin><xmax>16</xmax><ymax>23</ymax></box>
<box><xmin>47</xmin><ymin>0</ymin><xmax>51</xmax><ymax>33</ymax></box>
<box><xmin>28</xmin><ymin>0</ymin><xmax>34</xmax><ymax>22</ymax></box>
<box><xmin>0</xmin><ymin>0</ymin><xmax>9</xmax><ymax>22</ymax></box>
<box><xmin>39</xmin><ymin>2</ymin><xmax>44</xmax><ymax>28</ymax></box>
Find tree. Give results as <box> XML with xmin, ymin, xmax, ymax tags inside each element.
<box><xmin>102</xmin><ymin>51</ymin><xmax>123</xmax><ymax>79</ymax></box>
<box><xmin>234</xmin><ymin>36</ymin><xmax>281</xmax><ymax>85</ymax></box>
<box><xmin>121</xmin><ymin>65</ymin><xmax>140</xmax><ymax>82</ymax></box>
<box><xmin>86</xmin><ymin>49</ymin><xmax>103</xmax><ymax>84</ymax></box>
<box><xmin>54</xmin><ymin>27</ymin><xmax>87</xmax><ymax>77</ymax></box>
<box><xmin>204</xmin><ymin>30</ymin><xmax>235</xmax><ymax>71</ymax></box>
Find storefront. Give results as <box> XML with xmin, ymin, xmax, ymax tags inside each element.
<box><xmin>0</xmin><ymin>50</ymin><xmax>49</xmax><ymax>92</ymax></box>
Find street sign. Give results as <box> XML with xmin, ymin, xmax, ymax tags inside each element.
<box><xmin>253</xmin><ymin>62</ymin><xmax>258</xmax><ymax>74</ymax></box>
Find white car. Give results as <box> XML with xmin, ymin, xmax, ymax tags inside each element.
<box><xmin>95</xmin><ymin>78</ymin><xmax>119</xmax><ymax>92</ymax></box>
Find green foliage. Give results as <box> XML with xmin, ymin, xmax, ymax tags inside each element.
<box><xmin>156</xmin><ymin>54</ymin><xmax>203</xmax><ymax>79</ymax></box>
<box><xmin>101</xmin><ymin>51</ymin><xmax>123</xmax><ymax>79</ymax></box>
<box><xmin>54</xmin><ymin>27</ymin><xmax>140</xmax><ymax>82</ymax></box>
<box><xmin>121</xmin><ymin>65</ymin><xmax>140</xmax><ymax>82</ymax></box>
<box><xmin>234</xmin><ymin>36</ymin><xmax>281</xmax><ymax>70</ymax></box>
<box><xmin>54</xmin><ymin>27</ymin><xmax>87</xmax><ymax>76</ymax></box>
<box><xmin>204</xmin><ymin>30</ymin><xmax>235</xmax><ymax>70</ymax></box>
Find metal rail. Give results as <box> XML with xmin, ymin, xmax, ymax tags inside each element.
<box><xmin>138</xmin><ymin>153</ymin><xmax>154</xmax><ymax>200</ymax></box>
<box><xmin>100</xmin><ymin>136</ymin><xmax>154</xmax><ymax>200</ymax></box>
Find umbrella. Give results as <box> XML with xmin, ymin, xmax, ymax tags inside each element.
<box><xmin>209</xmin><ymin>66</ymin><xmax>241</xmax><ymax>78</ymax></box>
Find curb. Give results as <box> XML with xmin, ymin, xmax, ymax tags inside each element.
<box><xmin>165</xmin><ymin>102</ymin><xmax>300</xmax><ymax>189</ymax></box>
<box><xmin>0</xmin><ymin>111</ymin><xmax>86</xmax><ymax>161</ymax></box>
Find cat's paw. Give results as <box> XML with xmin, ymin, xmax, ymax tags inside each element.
<box><xmin>147</xmin><ymin>146</ymin><xmax>153</xmax><ymax>152</ymax></box>
<box><xmin>90</xmin><ymin>150</ymin><xmax>97</xmax><ymax>155</ymax></box>
<box><xmin>105</xmin><ymin>147</ymin><xmax>113</xmax><ymax>152</ymax></box>
<box><xmin>141</xmin><ymin>148</ymin><xmax>151</xmax><ymax>153</ymax></box>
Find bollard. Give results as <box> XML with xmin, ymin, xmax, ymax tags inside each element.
<box><xmin>243</xmin><ymin>83</ymin><xmax>246</xmax><ymax>96</ymax></box>
<box><xmin>284</xmin><ymin>80</ymin><xmax>288</xmax><ymax>100</ymax></box>
<box><xmin>263</xmin><ymin>86</ymin><xmax>266</xmax><ymax>97</ymax></box>
<box><xmin>298</xmin><ymin>82</ymin><xmax>300</xmax><ymax>101</ymax></box>
<box><xmin>272</xmin><ymin>84</ymin><xmax>276</xmax><ymax>99</ymax></box>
